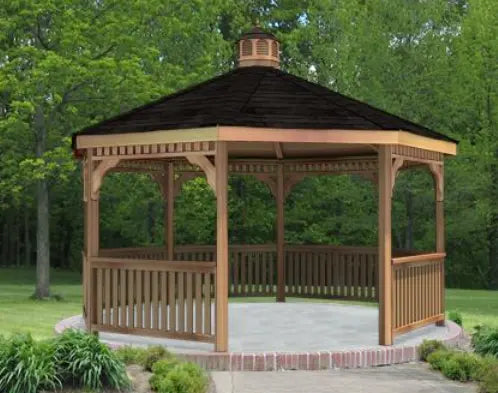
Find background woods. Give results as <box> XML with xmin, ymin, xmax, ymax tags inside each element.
<box><xmin>0</xmin><ymin>0</ymin><xmax>496</xmax><ymax>294</ymax></box>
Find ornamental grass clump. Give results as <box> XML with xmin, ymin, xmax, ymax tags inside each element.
<box><xmin>472</xmin><ymin>325</ymin><xmax>498</xmax><ymax>358</ymax></box>
<box><xmin>0</xmin><ymin>333</ymin><xmax>61</xmax><ymax>393</ymax></box>
<box><xmin>55</xmin><ymin>329</ymin><xmax>130</xmax><ymax>391</ymax></box>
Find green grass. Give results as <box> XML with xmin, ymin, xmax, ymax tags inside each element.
<box><xmin>446</xmin><ymin>289</ymin><xmax>498</xmax><ymax>331</ymax></box>
<box><xmin>0</xmin><ymin>268</ymin><xmax>82</xmax><ymax>339</ymax></box>
<box><xmin>0</xmin><ymin>268</ymin><xmax>496</xmax><ymax>339</ymax></box>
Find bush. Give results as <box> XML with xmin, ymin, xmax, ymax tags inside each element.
<box><xmin>427</xmin><ymin>349</ymin><xmax>453</xmax><ymax>371</ymax></box>
<box><xmin>473</xmin><ymin>325</ymin><xmax>498</xmax><ymax>358</ymax></box>
<box><xmin>448</xmin><ymin>310</ymin><xmax>463</xmax><ymax>326</ymax></box>
<box><xmin>0</xmin><ymin>333</ymin><xmax>61</xmax><ymax>393</ymax></box>
<box><xmin>150</xmin><ymin>362</ymin><xmax>208</xmax><ymax>393</ymax></box>
<box><xmin>55</xmin><ymin>329</ymin><xmax>130</xmax><ymax>391</ymax></box>
<box><xmin>115</xmin><ymin>345</ymin><xmax>148</xmax><ymax>365</ymax></box>
<box><xmin>149</xmin><ymin>358</ymin><xmax>181</xmax><ymax>390</ymax></box>
<box><xmin>480</xmin><ymin>363</ymin><xmax>498</xmax><ymax>393</ymax></box>
<box><xmin>418</xmin><ymin>339</ymin><xmax>446</xmax><ymax>361</ymax></box>
<box><xmin>142</xmin><ymin>345</ymin><xmax>172</xmax><ymax>371</ymax></box>
<box><xmin>439</xmin><ymin>352</ymin><xmax>482</xmax><ymax>382</ymax></box>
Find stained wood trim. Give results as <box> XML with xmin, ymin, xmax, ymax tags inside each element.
<box><xmin>185</xmin><ymin>155</ymin><xmax>216</xmax><ymax>192</ymax></box>
<box><xmin>76</xmin><ymin>127</ymin><xmax>218</xmax><ymax>149</ymax></box>
<box><xmin>91</xmin><ymin>158</ymin><xmax>120</xmax><ymax>199</ymax></box>
<box><xmin>91</xmin><ymin>257</ymin><xmax>216</xmax><ymax>273</ymax></box>
<box><xmin>393</xmin><ymin>313</ymin><xmax>445</xmax><ymax>335</ymax></box>
<box><xmin>218</xmin><ymin>127</ymin><xmax>457</xmax><ymax>155</ymax></box>
<box><xmin>392</xmin><ymin>253</ymin><xmax>446</xmax><ymax>265</ymax></box>
<box><xmin>215</xmin><ymin>141</ymin><xmax>229</xmax><ymax>352</ymax></box>
<box><xmin>91</xmin><ymin>324</ymin><xmax>215</xmax><ymax>343</ymax></box>
<box><xmin>378</xmin><ymin>145</ymin><xmax>393</xmax><ymax>345</ymax></box>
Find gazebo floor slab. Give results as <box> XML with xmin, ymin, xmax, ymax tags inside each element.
<box><xmin>55</xmin><ymin>303</ymin><xmax>463</xmax><ymax>371</ymax></box>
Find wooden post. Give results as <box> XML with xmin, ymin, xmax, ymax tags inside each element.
<box><xmin>167</xmin><ymin>162</ymin><xmax>175</xmax><ymax>260</ymax></box>
<box><xmin>378</xmin><ymin>146</ymin><xmax>393</xmax><ymax>345</ymax></box>
<box><xmin>276</xmin><ymin>163</ymin><xmax>285</xmax><ymax>302</ymax></box>
<box><xmin>83</xmin><ymin>149</ymin><xmax>99</xmax><ymax>332</ymax></box>
<box><xmin>215</xmin><ymin>141</ymin><xmax>229</xmax><ymax>352</ymax></box>
<box><xmin>434</xmin><ymin>164</ymin><xmax>445</xmax><ymax>326</ymax></box>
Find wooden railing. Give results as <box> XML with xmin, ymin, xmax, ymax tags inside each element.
<box><xmin>99</xmin><ymin>244</ymin><xmax>379</xmax><ymax>300</ymax></box>
<box><xmin>285</xmin><ymin>245</ymin><xmax>378</xmax><ymax>300</ymax></box>
<box><xmin>88</xmin><ymin>257</ymin><xmax>215</xmax><ymax>342</ymax></box>
<box><xmin>391</xmin><ymin>253</ymin><xmax>445</xmax><ymax>335</ymax></box>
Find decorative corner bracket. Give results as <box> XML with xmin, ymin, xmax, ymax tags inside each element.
<box><xmin>185</xmin><ymin>154</ymin><xmax>216</xmax><ymax>193</ymax></box>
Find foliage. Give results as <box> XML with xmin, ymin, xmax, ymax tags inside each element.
<box><xmin>439</xmin><ymin>352</ymin><xmax>483</xmax><ymax>382</ymax></box>
<box><xmin>149</xmin><ymin>358</ymin><xmax>181</xmax><ymax>390</ymax></box>
<box><xmin>115</xmin><ymin>345</ymin><xmax>149</xmax><ymax>366</ymax></box>
<box><xmin>472</xmin><ymin>325</ymin><xmax>498</xmax><ymax>358</ymax></box>
<box><xmin>480</xmin><ymin>363</ymin><xmax>498</xmax><ymax>393</ymax></box>
<box><xmin>418</xmin><ymin>339</ymin><xmax>446</xmax><ymax>361</ymax></box>
<box><xmin>0</xmin><ymin>0</ymin><xmax>495</xmax><ymax>295</ymax></box>
<box><xmin>426</xmin><ymin>347</ymin><xmax>498</xmax><ymax>392</ymax></box>
<box><xmin>0</xmin><ymin>333</ymin><xmax>60</xmax><ymax>393</ymax></box>
<box><xmin>150</xmin><ymin>361</ymin><xmax>208</xmax><ymax>393</ymax></box>
<box><xmin>427</xmin><ymin>349</ymin><xmax>453</xmax><ymax>371</ymax></box>
<box><xmin>54</xmin><ymin>329</ymin><xmax>130</xmax><ymax>391</ymax></box>
<box><xmin>448</xmin><ymin>311</ymin><xmax>463</xmax><ymax>327</ymax></box>
<box><xmin>141</xmin><ymin>345</ymin><xmax>173</xmax><ymax>371</ymax></box>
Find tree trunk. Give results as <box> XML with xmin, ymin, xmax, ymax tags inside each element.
<box><xmin>34</xmin><ymin>105</ymin><xmax>50</xmax><ymax>299</ymax></box>
<box><xmin>24</xmin><ymin>207</ymin><xmax>31</xmax><ymax>267</ymax></box>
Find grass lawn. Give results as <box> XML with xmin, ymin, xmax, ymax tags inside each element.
<box><xmin>0</xmin><ymin>267</ymin><xmax>496</xmax><ymax>339</ymax></box>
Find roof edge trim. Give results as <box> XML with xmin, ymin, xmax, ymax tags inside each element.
<box><xmin>75</xmin><ymin>127</ymin><xmax>219</xmax><ymax>150</ymax></box>
<box><xmin>218</xmin><ymin>127</ymin><xmax>457</xmax><ymax>155</ymax></box>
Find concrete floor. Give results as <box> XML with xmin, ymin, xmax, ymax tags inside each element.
<box><xmin>211</xmin><ymin>363</ymin><xmax>477</xmax><ymax>393</ymax></box>
<box><xmin>68</xmin><ymin>303</ymin><xmax>450</xmax><ymax>353</ymax></box>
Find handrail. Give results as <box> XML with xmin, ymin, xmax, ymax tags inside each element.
<box><xmin>391</xmin><ymin>252</ymin><xmax>446</xmax><ymax>266</ymax></box>
<box><xmin>91</xmin><ymin>256</ymin><xmax>216</xmax><ymax>273</ymax></box>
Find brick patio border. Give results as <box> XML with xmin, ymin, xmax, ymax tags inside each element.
<box><xmin>55</xmin><ymin>317</ymin><xmax>463</xmax><ymax>371</ymax></box>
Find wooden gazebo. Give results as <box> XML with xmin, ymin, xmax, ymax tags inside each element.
<box><xmin>73</xmin><ymin>27</ymin><xmax>457</xmax><ymax>352</ymax></box>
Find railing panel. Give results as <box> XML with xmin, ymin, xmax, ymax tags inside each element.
<box><xmin>284</xmin><ymin>246</ymin><xmax>378</xmax><ymax>300</ymax></box>
<box><xmin>90</xmin><ymin>257</ymin><xmax>215</xmax><ymax>342</ymax></box>
<box><xmin>391</xmin><ymin>253</ymin><xmax>445</xmax><ymax>335</ymax></box>
<box><xmin>99</xmin><ymin>244</ymin><xmax>378</xmax><ymax>300</ymax></box>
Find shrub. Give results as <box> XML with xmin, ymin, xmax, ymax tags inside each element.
<box><xmin>142</xmin><ymin>345</ymin><xmax>172</xmax><ymax>371</ymax></box>
<box><xmin>150</xmin><ymin>362</ymin><xmax>208</xmax><ymax>393</ymax></box>
<box><xmin>418</xmin><ymin>339</ymin><xmax>446</xmax><ymax>361</ymax></box>
<box><xmin>480</xmin><ymin>363</ymin><xmax>498</xmax><ymax>393</ymax></box>
<box><xmin>473</xmin><ymin>325</ymin><xmax>498</xmax><ymax>358</ymax></box>
<box><xmin>115</xmin><ymin>345</ymin><xmax>148</xmax><ymax>365</ymax></box>
<box><xmin>149</xmin><ymin>358</ymin><xmax>180</xmax><ymax>390</ymax></box>
<box><xmin>448</xmin><ymin>310</ymin><xmax>463</xmax><ymax>327</ymax></box>
<box><xmin>427</xmin><ymin>349</ymin><xmax>453</xmax><ymax>370</ymax></box>
<box><xmin>0</xmin><ymin>333</ymin><xmax>61</xmax><ymax>393</ymax></box>
<box><xmin>55</xmin><ymin>329</ymin><xmax>130</xmax><ymax>391</ymax></box>
<box><xmin>440</xmin><ymin>352</ymin><xmax>482</xmax><ymax>382</ymax></box>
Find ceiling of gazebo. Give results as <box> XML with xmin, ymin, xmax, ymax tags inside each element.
<box><xmin>73</xmin><ymin>66</ymin><xmax>456</xmax><ymax>147</ymax></box>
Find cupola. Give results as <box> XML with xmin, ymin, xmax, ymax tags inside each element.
<box><xmin>237</xmin><ymin>26</ymin><xmax>280</xmax><ymax>69</ymax></box>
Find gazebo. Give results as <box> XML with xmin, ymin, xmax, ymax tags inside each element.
<box><xmin>72</xmin><ymin>27</ymin><xmax>457</xmax><ymax>353</ymax></box>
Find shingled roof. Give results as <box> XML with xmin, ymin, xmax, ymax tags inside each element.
<box><xmin>73</xmin><ymin>66</ymin><xmax>456</xmax><ymax>144</ymax></box>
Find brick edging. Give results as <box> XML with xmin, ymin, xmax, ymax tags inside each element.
<box><xmin>55</xmin><ymin>316</ymin><xmax>463</xmax><ymax>371</ymax></box>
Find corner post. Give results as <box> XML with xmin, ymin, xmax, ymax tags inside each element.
<box><xmin>431</xmin><ymin>163</ymin><xmax>445</xmax><ymax>326</ymax></box>
<box><xmin>276</xmin><ymin>163</ymin><xmax>285</xmax><ymax>302</ymax></box>
<box><xmin>378</xmin><ymin>145</ymin><xmax>393</xmax><ymax>345</ymax></box>
<box><xmin>215</xmin><ymin>142</ymin><xmax>229</xmax><ymax>352</ymax></box>
<box><xmin>167</xmin><ymin>162</ymin><xmax>175</xmax><ymax>260</ymax></box>
<box><xmin>83</xmin><ymin>148</ymin><xmax>100</xmax><ymax>332</ymax></box>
